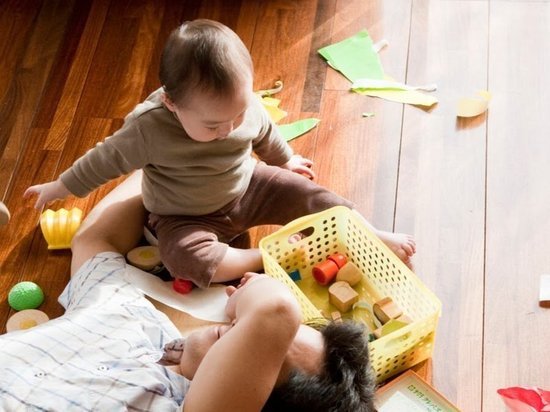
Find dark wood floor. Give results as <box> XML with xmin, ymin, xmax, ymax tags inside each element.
<box><xmin>2</xmin><ymin>0</ymin><xmax>549</xmax><ymax>410</ymax></box>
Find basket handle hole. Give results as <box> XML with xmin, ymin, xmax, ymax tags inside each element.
<box><xmin>287</xmin><ymin>226</ymin><xmax>315</xmax><ymax>243</ymax></box>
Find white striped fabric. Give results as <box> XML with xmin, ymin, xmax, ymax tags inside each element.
<box><xmin>0</xmin><ymin>252</ymin><xmax>189</xmax><ymax>411</ymax></box>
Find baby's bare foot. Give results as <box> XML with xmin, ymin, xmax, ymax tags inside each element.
<box><xmin>288</xmin><ymin>233</ymin><xmax>305</xmax><ymax>244</ymax></box>
<box><xmin>375</xmin><ymin>231</ymin><xmax>416</xmax><ymax>267</ymax></box>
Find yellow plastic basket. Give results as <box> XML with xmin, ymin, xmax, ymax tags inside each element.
<box><xmin>259</xmin><ymin>206</ymin><xmax>441</xmax><ymax>383</ymax></box>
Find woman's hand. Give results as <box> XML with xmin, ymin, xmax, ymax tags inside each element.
<box><xmin>24</xmin><ymin>179</ymin><xmax>71</xmax><ymax>209</ymax></box>
<box><xmin>280</xmin><ymin>154</ymin><xmax>316</xmax><ymax>180</ymax></box>
<box><xmin>225</xmin><ymin>272</ymin><xmax>269</xmax><ymax>319</ymax></box>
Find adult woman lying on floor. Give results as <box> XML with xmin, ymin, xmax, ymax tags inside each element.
<box><xmin>1</xmin><ymin>171</ymin><xmax>376</xmax><ymax>411</ymax></box>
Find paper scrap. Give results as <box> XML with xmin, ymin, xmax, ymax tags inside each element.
<box><xmin>352</xmin><ymin>78</ymin><xmax>437</xmax><ymax>92</ymax></box>
<box><xmin>457</xmin><ymin>90</ymin><xmax>491</xmax><ymax>117</ymax></box>
<box><xmin>278</xmin><ymin>118</ymin><xmax>320</xmax><ymax>142</ymax></box>
<box><xmin>319</xmin><ymin>30</ymin><xmax>438</xmax><ymax>107</ymax></box>
<box><xmin>125</xmin><ymin>264</ymin><xmax>229</xmax><ymax>322</ymax></box>
<box><xmin>260</xmin><ymin>96</ymin><xmax>288</xmax><ymax>123</ymax></box>
<box><xmin>372</xmin><ymin>38</ymin><xmax>389</xmax><ymax>53</ymax></box>
<box><xmin>498</xmin><ymin>386</ymin><xmax>550</xmax><ymax>412</ymax></box>
<box><xmin>355</xmin><ymin>88</ymin><xmax>438</xmax><ymax>107</ymax></box>
<box><xmin>362</xmin><ymin>112</ymin><xmax>375</xmax><ymax>118</ymax></box>
<box><xmin>318</xmin><ymin>30</ymin><xmax>384</xmax><ymax>82</ymax></box>
<box><xmin>256</xmin><ymin>80</ymin><xmax>284</xmax><ymax>97</ymax></box>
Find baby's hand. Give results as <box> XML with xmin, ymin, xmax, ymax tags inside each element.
<box><xmin>24</xmin><ymin>179</ymin><xmax>71</xmax><ymax>210</ymax></box>
<box><xmin>281</xmin><ymin>154</ymin><xmax>315</xmax><ymax>180</ymax></box>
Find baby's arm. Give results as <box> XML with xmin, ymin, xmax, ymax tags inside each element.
<box><xmin>252</xmin><ymin>99</ymin><xmax>315</xmax><ymax>179</ymax></box>
<box><xmin>24</xmin><ymin>179</ymin><xmax>72</xmax><ymax>209</ymax></box>
<box><xmin>25</xmin><ymin>116</ymin><xmax>148</xmax><ymax>209</ymax></box>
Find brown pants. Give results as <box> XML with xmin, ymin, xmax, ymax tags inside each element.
<box><xmin>148</xmin><ymin>163</ymin><xmax>354</xmax><ymax>288</ymax></box>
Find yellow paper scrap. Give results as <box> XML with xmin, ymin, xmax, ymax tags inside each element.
<box><xmin>255</xmin><ymin>81</ymin><xmax>288</xmax><ymax>123</ymax></box>
<box><xmin>259</xmin><ymin>96</ymin><xmax>288</xmax><ymax>123</ymax></box>
<box><xmin>355</xmin><ymin>88</ymin><xmax>438</xmax><ymax>107</ymax></box>
<box><xmin>457</xmin><ymin>90</ymin><xmax>491</xmax><ymax>117</ymax></box>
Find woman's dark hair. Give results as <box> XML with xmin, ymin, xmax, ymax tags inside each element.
<box><xmin>263</xmin><ymin>321</ymin><xmax>376</xmax><ymax>412</ymax></box>
<box><xmin>159</xmin><ymin>19</ymin><xmax>253</xmax><ymax>106</ymax></box>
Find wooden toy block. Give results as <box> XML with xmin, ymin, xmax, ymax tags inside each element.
<box><xmin>540</xmin><ymin>274</ymin><xmax>550</xmax><ymax>308</ymax></box>
<box><xmin>373</xmin><ymin>297</ymin><xmax>403</xmax><ymax>324</ymax></box>
<box><xmin>331</xmin><ymin>311</ymin><xmax>343</xmax><ymax>323</ymax></box>
<box><xmin>336</xmin><ymin>261</ymin><xmax>363</xmax><ymax>286</ymax></box>
<box><xmin>329</xmin><ymin>281</ymin><xmax>359</xmax><ymax>313</ymax></box>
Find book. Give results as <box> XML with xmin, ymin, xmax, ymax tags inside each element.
<box><xmin>375</xmin><ymin>370</ymin><xmax>461</xmax><ymax>411</ymax></box>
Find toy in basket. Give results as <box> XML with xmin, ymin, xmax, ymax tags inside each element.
<box><xmin>259</xmin><ymin>206</ymin><xmax>442</xmax><ymax>383</ymax></box>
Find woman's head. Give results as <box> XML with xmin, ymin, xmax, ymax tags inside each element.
<box><xmin>263</xmin><ymin>321</ymin><xmax>377</xmax><ymax>412</ymax></box>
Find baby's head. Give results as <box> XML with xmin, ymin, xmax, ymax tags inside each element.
<box><xmin>160</xmin><ymin>19</ymin><xmax>254</xmax><ymax>141</ymax></box>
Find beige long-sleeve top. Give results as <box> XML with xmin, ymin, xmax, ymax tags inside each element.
<box><xmin>60</xmin><ymin>88</ymin><xmax>293</xmax><ymax>215</ymax></box>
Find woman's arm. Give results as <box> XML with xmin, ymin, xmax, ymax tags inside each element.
<box><xmin>70</xmin><ymin>171</ymin><xmax>145</xmax><ymax>276</ymax></box>
<box><xmin>184</xmin><ymin>275</ymin><xmax>301</xmax><ymax>412</ymax></box>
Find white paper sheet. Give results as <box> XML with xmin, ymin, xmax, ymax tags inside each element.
<box><xmin>124</xmin><ymin>264</ymin><xmax>229</xmax><ymax>322</ymax></box>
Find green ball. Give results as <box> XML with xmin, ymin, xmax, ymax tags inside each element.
<box><xmin>8</xmin><ymin>282</ymin><xmax>44</xmax><ymax>311</ymax></box>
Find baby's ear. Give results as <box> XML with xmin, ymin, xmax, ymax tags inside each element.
<box><xmin>161</xmin><ymin>92</ymin><xmax>176</xmax><ymax>112</ymax></box>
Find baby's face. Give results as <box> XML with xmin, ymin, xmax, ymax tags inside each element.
<box><xmin>165</xmin><ymin>79</ymin><xmax>253</xmax><ymax>142</ymax></box>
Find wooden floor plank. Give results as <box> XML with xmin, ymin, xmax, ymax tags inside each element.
<box><xmin>397</xmin><ymin>0</ymin><xmax>489</xmax><ymax>409</ymax></box>
<box><xmin>484</xmin><ymin>2</ymin><xmax>550</xmax><ymax>410</ymax></box>
<box><xmin>250</xmin><ymin>1</ymin><xmax>319</xmax><ymax>116</ymax></box>
<box><xmin>0</xmin><ymin>0</ymin><xmax>42</xmax><ymax>129</ymax></box>
<box><xmin>0</xmin><ymin>1</ymin><xmax>75</xmax><ymax>199</ymax></box>
<box><xmin>43</xmin><ymin>0</ymin><xmax>110</xmax><ymax>150</ymax></box>
<box><xmin>32</xmin><ymin>0</ymin><xmax>94</xmax><ymax>129</ymax></box>
<box><xmin>301</xmin><ymin>0</ymin><xmax>336</xmax><ymax>113</ymax></box>
<box><xmin>107</xmin><ymin>1</ymin><xmax>165</xmax><ymax>118</ymax></box>
<box><xmin>316</xmin><ymin>0</ymin><xmax>411</xmax><ymax>230</ymax></box>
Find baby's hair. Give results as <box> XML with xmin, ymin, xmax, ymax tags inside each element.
<box><xmin>159</xmin><ymin>19</ymin><xmax>253</xmax><ymax>106</ymax></box>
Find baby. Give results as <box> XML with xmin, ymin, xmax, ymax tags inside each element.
<box><xmin>25</xmin><ymin>19</ymin><xmax>415</xmax><ymax>288</ymax></box>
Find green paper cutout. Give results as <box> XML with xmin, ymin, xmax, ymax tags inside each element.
<box><xmin>318</xmin><ymin>30</ymin><xmax>384</xmax><ymax>82</ymax></box>
<box><xmin>278</xmin><ymin>118</ymin><xmax>320</xmax><ymax>142</ymax></box>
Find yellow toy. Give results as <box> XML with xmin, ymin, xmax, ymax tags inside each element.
<box><xmin>40</xmin><ymin>208</ymin><xmax>83</xmax><ymax>250</ymax></box>
<box><xmin>126</xmin><ymin>245</ymin><xmax>162</xmax><ymax>271</ymax></box>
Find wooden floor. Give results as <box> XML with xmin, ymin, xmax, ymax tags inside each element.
<box><xmin>1</xmin><ymin>0</ymin><xmax>549</xmax><ymax>410</ymax></box>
